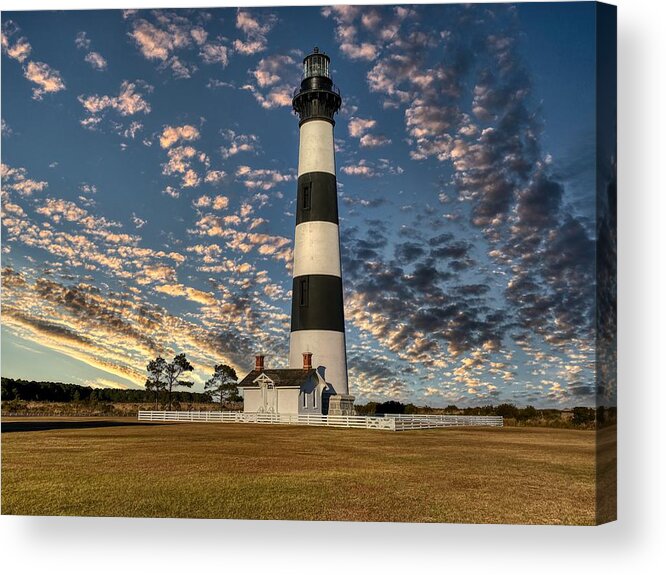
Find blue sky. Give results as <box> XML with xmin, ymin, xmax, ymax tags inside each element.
<box><xmin>1</xmin><ymin>3</ymin><xmax>612</xmax><ymax>408</ymax></box>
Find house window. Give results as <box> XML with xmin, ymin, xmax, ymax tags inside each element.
<box><xmin>313</xmin><ymin>391</ymin><xmax>317</xmax><ymax>409</ymax></box>
<box><xmin>302</xmin><ymin>184</ymin><xmax>311</xmax><ymax>210</ymax></box>
<box><xmin>303</xmin><ymin>392</ymin><xmax>307</xmax><ymax>408</ymax></box>
<box><xmin>299</xmin><ymin>277</ymin><xmax>309</xmax><ymax>307</ymax></box>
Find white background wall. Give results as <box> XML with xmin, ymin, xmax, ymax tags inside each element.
<box><xmin>277</xmin><ymin>388</ymin><xmax>299</xmax><ymax>414</ymax></box>
<box><xmin>241</xmin><ymin>388</ymin><xmax>262</xmax><ymax>412</ymax></box>
<box><xmin>242</xmin><ymin>387</ymin><xmax>300</xmax><ymax>413</ymax></box>
<box><xmin>1</xmin><ymin>1</ymin><xmax>664</xmax><ymax>574</ymax></box>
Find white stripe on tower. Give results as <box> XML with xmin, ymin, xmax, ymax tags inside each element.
<box><xmin>293</xmin><ymin>221</ymin><xmax>341</xmax><ymax>277</ymax></box>
<box><xmin>298</xmin><ymin>120</ymin><xmax>335</xmax><ymax>177</ymax></box>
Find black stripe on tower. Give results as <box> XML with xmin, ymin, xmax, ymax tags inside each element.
<box><xmin>296</xmin><ymin>172</ymin><xmax>338</xmax><ymax>225</ymax></box>
<box><xmin>291</xmin><ymin>275</ymin><xmax>344</xmax><ymax>332</ymax></box>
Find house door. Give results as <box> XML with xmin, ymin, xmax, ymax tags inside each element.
<box><xmin>262</xmin><ymin>382</ymin><xmax>276</xmax><ymax>413</ymax></box>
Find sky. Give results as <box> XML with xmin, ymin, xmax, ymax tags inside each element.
<box><xmin>1</xmin><ymin>3</ymin><xmax>615</xmax><ymax>408</ymax></box>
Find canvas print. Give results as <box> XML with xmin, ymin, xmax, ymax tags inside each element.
<box><xmin>1</xmin><ymin>2</ymin><xmax>616</xmax><ymax>525</ymax></box>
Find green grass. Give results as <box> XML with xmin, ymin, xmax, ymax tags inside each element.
<box><xmin>1</xmin><ymin>417</ymin><xmax>611</xmax><ymax>524</ymax></box>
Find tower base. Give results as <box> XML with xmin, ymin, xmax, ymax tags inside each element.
<box><xmin>327</xmin><ymin>394</ymin><xmax>355</xmax><ymax>416</ymax></box>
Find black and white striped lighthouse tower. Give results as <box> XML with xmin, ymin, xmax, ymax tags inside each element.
<box><xmin>290</xmin><ymin>48</ymin><xmax>354</xmax><ymax>415</ymax></box>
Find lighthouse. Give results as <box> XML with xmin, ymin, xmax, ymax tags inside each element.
<box><xmin>289</xmin><ymin>48</ymin><xmax>354</xmax><ymax>415</ymax></box>
<box><xmin>237</xmin><ymin>48</ymin><xmax>354</xmax><ymax>416</ymax></box>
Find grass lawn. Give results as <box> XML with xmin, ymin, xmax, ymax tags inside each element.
<box><xmin>1</xmin><ymin>417</ymin><xmax>611</xmax><ymax>524</ymax></box>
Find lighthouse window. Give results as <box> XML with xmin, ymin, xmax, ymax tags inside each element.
<box><xmin>302</xmin><ymin>184</ymin><xmax>311</xmax><ymax>210</ymax></box>
<box><xmin>299</xmin><ymin>278</ymin><xmax>309</xmax><ymax>307</ymax></box>
<box><xmin>304</xmin><ymin>55</ymin><xmax>329</xmax><ymax>79</ymax></box>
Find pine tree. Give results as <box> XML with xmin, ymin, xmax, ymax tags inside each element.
<box><xmin>145</xmin><ymin>354</ymin><xmax>194</xmax><ymax>410</ymax></box>
<box><xmin>204</xmin><ymin>364</ymin><xmax>240</xmax><ymax>410</ymax></box>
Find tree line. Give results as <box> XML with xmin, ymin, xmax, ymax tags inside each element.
<box><xmin>355</xmin><ymin>400</ymin><xmax>617</xmax><ymax>427</ymax></box>
<box><xmin>2</xmin><ymin>353</ymin><xmax>243</xmax><ymax>411</ymax></box>
<box><xmin>1</xmin><ymin>377</ymin><xmax>211</xmax><ymax>404</ymax></box>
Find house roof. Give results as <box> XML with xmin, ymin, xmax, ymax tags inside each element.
<box><xmin>238</xmin><ymin>369</ymin><xmax>316</xmax><ymax>388</ymax></box>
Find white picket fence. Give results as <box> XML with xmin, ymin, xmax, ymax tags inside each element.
<box><xmin>137</xmin><ymin>411</ymin><xmax>503</xmax><ymax>432</ymax></box>
<box><xmin>389</xmin><ymin>414</ymin><xmax>504</xmax><ymax>431</ymax></box>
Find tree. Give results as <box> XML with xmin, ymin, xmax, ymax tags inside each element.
<box><xmin>204</xmin><ymin>364</ymin><xmax>240</xmax><ymax>409</ymax></box>
<box><xmin>572</xmin><ymin>406</ymin><xmax>595</xmax><ymax>426</ymax></box>
<box><xmin>495</xmin><ymin>403</ymin><xmax>519</xmax><ymax>419</ymax></box>
<box><xmin>146</xmin><ymin>354</ymin><xmax>194</xmax><ymax>410</ymax></box>
<box><xmin>376</xmin><ymin>400</ymin><xmax>405</xmax><ymax>415</ymax></box>
<box><xmin>164</xmin><ymin>354</ymin><xmax>194</xmax><ymax>411</ymax></box>
<box><xmin>517</xmin><ymin>405</ymin><xmax>538</xmax><ymax>422</ymax></box>
<box><xmin>145</xmin><ymin>356</ymin><xmax>168</xmax><ymax>409</ymax></box>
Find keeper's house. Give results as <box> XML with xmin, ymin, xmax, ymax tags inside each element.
<box><xmin>238</xmin><ymin>354</ymin><xmax>331</xmax><ymax>415</ymax></box>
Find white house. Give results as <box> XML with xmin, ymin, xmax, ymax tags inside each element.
<box><xmin>238</xmin><ymin>354</ymin><xmax>332</xmax><ymax>415</ymax></box>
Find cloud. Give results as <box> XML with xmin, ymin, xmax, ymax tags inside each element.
<box><xmin>1</xmin><ymin>163</ymin><xmax>48</xmax><ymax>196</ymax></box>
<box><xmin>1</xmin><ymin>264</ymin><xmax>280</xmax><ymax>388</ymax></box>
<box><xmin>162</xmin><ymin>145</ymin><xmax>209</xmax><ymax>188</ymax></box>
<box><xmin>3</xmin><ymin>35</ymin><xmax>31</xmax><ymax>62</ymax></box>
<box><xmin>340</xmin><ymin>158</ymin><xmax>403</xmax><ymax>178</ymax></box>
<box><xmin>233</xmin><ymin>9</ymin><xmax>277</xmax><ymax>55</ymax></box>
<box><xmin>212</xmin><ymin>195</ymin><xmax>229</xmax><ymax>210</ymax></box>
<box><xmin>206</xmin><ymin>79</ymin><xmax>235</xmax><ymax>90</ymax></box>
<box><xmin>235</xmin><ymin>165</ymin><xmax>294</xmax><ymax>190</ymax></box>
<box><xmin>36</xmin><ymin>198</ymin><xmax>88</xmax><ymax>223</ymax></box>
<box><xmin>188</xmin><ymin>213</ymin><xmax>291</xmax><ymax>266</ymax></box>
<box><xmin>243</xmin><ymin>54</ymin><xmax>299</xmax><ymax>110</ymax></box>
<box><xmin>360</xmin><ymin>134</ymin><xmax>391</xmax><ymax>148</ymax></box>
<box><xmin>204</xmin><ymin>170</ymin><xmax>227</xmax><ymax>185</ymax></box>
<box><xmin>1</xmin><ymin>118</ymin><xmax>13</xmax><ymax>137</ymax></box>
<box><xmin>190</xmin><ymin>26</ymin><xmax>207</xmax><ymax>46</ymax></box>
<box><xmin>79</xmin><ymin>80</ymin><xmax>152</xmax><ymax>129</ymax></box>
<box><xmin>2</xmin><ymin>172</ymin><xmax>297</xmax><ymax>388</ymax></box>
<box><xmin>3</xmin><ymin>21</ymin><xmax>64</xmax><ymax>100</ymax></box>
<box><xmin>126</xmin><ymin>10</ymin><xmax>230</xmax><ymax>78</ymax></box>
<box><xmin>84</xmin><ymin>51</ymin><xmax>107</xmax><ymax>71</ymax></box>
<box><xmin>340</xmin><ymin>42</ymin><xmax>378</xmax><ymax>61</ymax></box>
<box><xmin>132</xmin><ymin>213</ymin><xmax>147</xmax><ymax>229</ymax></box>
<box><xmin>119</xmin><ymin>121</ymin><xmax>143</xmax><ymax>139</ymax></box>
<box><xmin>159</xmin><ymin>124</ymin><xmax>200</xmax><ymax>148</ymax></box>
<box><xmin>129</xmin><ymin>14</ymin><xmax>191</xmax><ymax>62</ymax></box>
<box><xmin>242</xmin><ymin>83</ymin><xmax>293</xmax><ymax>109</ymax></box>
<box><xmin>193</xmin><ymin>195</ymin><xmax>211</xmax><ymax>209</ymax></box>
<box><xmin>2</xmin><ymin>20</ymin><xmax>32</xmax><ymax>62</ymax></box>
<box><xmin>341</xmin><ymin>196</ymin><xmax>387</xmax><ymax>209</ymax></box>
<box><xmin>75</xmin><ymin>31</ymin><xmax>91</xmax><ymax>50</ymax></box>
<box><xmin>199</xmin><ymin>42</ymin><xmax>229</xmax><ymax>66</ymax></box>
<box><xmin>322</xmin><ymin>5</ymin><xmax>379</xmax><ymax>62</ymax></box>
<box><xmin>252</xmin><ymin>54</ymin><xmax>294</xmax><ymax>87</ymax></box>
<box><xmin>155</xmin><ymin>283</ymin><xmax>217</xmax><ymax>306</ymax></box>
<box><xmin>23</xmin><ymin>61</ymin><xmax>66</xmax><ymax>100</ymax></box>
<box><xmin>219</xmin><ymin>129</ymin><xmax>259</xmax><ymax>159</ymax></box>
<box><xmin>162</xmin><ymin>186</ymin><xmax>180</xmax><ymax>199</ymax></box>
<box><xmin>75</xmin><ymin>31</ymin><xmax>107</xmax><ymax>71</ymax></box>
<box><xmin>348</xmin><ymin>117</ymin><xmax>376</xmax><ymax>138</ymax></box>
<box><xmin>2</xmin><ymin>274</ymin><xmax>169</xmax><ymax>386</ymax></box>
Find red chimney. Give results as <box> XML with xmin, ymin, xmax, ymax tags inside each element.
<box><xmin>255</xmin><ymin>355</ymin><xmax>265</xmax><ymax>371</ymax></box>
<box><xmin>302</xmin><ymin>352</ymin><xmax>312</xmax><ymax>370</ymax></box>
